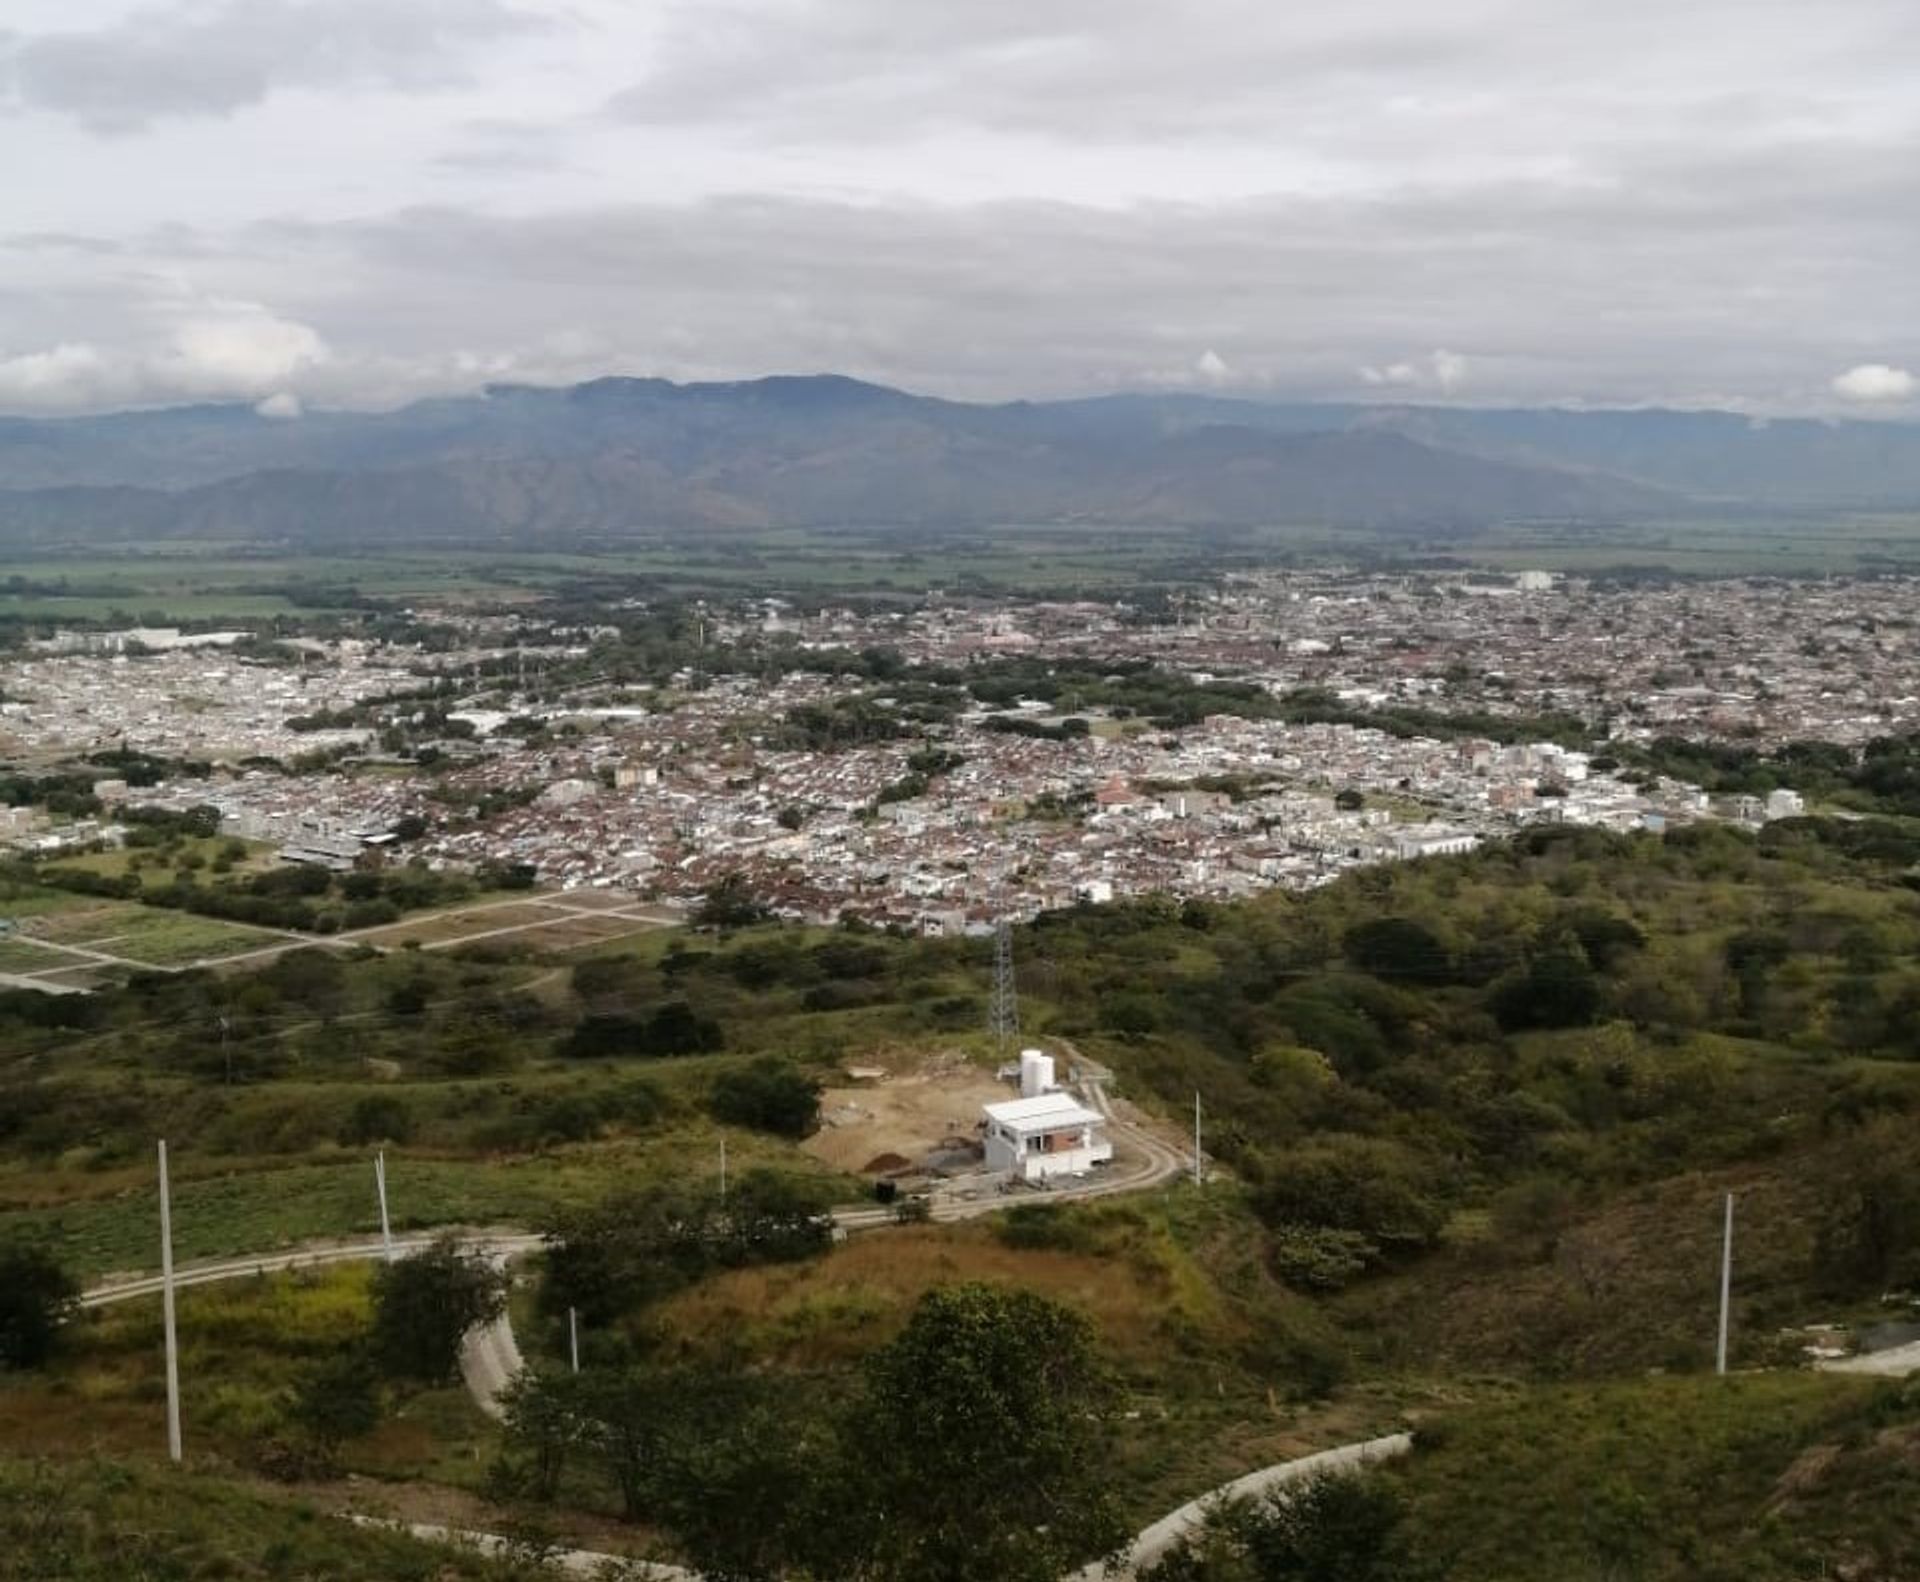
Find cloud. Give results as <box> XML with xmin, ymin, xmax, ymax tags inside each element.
<box><xmin>158</xmin><ymin>303</ymin><xmax>330</xmax><ymax>395</ymax></box>
<box><xmin>1832</xmin><ymin>363</ymin><xmax>1916</xmax><ymax>403</ymax></box>
<box><xmin>256</xmin><ymin>392</ymin><xmax>305</xmax><ymax>418</ymax></box>
<box><xmin>0</xmin><ymin>0</ymin><xmax>547</xmax><ymax>133</ymax></box>
<box><xmin>0</xmin><ymin>292</ymin><xmax>329</xmax><ymax>411</ymax></box>
<box><xmin>1360</xmin><ymin>349</ymin><xmax>1469</xmax><ymax>394</ymax></box>
<box><xmin>5</xmin><ymin>0</ymin><xmax>1920</xmax><ymax>417</ymax></box>
<box><xmin>0</xmin><ymin>343</ymin><xmax>112</xmax><ymax>406</ymax></box>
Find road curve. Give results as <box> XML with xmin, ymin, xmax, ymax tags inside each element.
<box><xmin>78</xmin><ymin>1076</ymin><xmax>1193</xmax><ymax>1422</ymax></box>
<box><xmin>1816</xmin><ymin>1339</ymin><xmax>1920</xmax><ymax>1377</ymax></box>
<box><xmin>345</xmin><ymin>1514</ymin><xmax>696</xmax><ymax>1580</ymax></box>
<box><xmin>355</xmin><ymin>1432</ymin><xmax>1414</xmax><ymax>1582</ymax></box>
<box><xmin>1067</xmin><ymin>1432</ymin><xmax>1415</xmax><ymax>1581</ymax></box>
<box><xmin>79</xmin><ymin>1232</ymin><xmax>544</xmax><ymax>1310</ymax></box>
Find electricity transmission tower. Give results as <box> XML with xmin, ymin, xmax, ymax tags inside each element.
<box><xmin>989</xmin><ymin>918</ymin><xmax>1020</xmax><ymax>1057</ymax></box>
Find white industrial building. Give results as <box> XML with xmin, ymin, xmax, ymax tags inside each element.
<box><xmin>982</xmin><ymin>1091</ymin><xmax>1112</xmax><ymax>1183</ymax></box>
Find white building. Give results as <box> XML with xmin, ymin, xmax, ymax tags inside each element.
<box><xmin>1391</xmin><ymin>825</ymin><xmax>1480</xmax><ymax>861</ymax></box>
<box><xmin>1764</xmin><ymin>788</ymin><xmax>1807</xmax><ymax>821</ymax></box>
<box><xmin>982</xmin><ymin>1092</ymin><xmax>1112</xmax><ymax>1183</ymax></box>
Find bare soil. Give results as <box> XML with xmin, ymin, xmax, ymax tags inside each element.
<box><xmin>803</xmin><ymin>1051</ymin><xmax>1011</xmax><ymax>1176</ymax></box>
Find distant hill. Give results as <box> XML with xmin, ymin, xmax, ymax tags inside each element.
<box><xmin>2</xmin><ymin>374</ymin><xmax>1914</xmax><ymax>544</ymax></box>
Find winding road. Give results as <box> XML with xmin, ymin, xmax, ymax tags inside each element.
<box><xmin>351</xmin><ymin>1432</ymin><xmax>1414</xmax><ymax>1582</ymax></box>
<box><xmin>78</xmin><ymin>1085</ymin><xmax>1191</xmax><ymax>1424</ymax></box>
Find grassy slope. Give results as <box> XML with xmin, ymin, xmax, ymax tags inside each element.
<box><xmin>0</xmin><ymin>1455</ymin><xmax>523</xmax><ymax>1582</ymax></box>
<box><xmin>0</xmin><ymin>1127</ymin><xmax>837</xmax><ymax>1280</ymax></box>
<box><xmin>647</xmin><ymin>1189</ymin><xmax>1418</xmax><ymax>1524</ymax></box>
<box><xmin>1386</xmin><ymin>1373</ymin><xmax>1920</xmax><ymax>1582</ymax></box>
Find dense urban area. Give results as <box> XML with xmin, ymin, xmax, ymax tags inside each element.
<box><xmin>8</xmin><ymin>566</ymin><xmax>1913</xmax><ymax>964</ymax></box>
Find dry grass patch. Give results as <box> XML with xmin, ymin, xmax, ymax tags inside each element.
<box><xmin>653</xmin><ymin>1207</ymin><xmax>1271</xmax><ymax>1376</ymax></box>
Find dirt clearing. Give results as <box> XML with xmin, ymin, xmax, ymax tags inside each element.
<box><xmin>803</xmin><ymin>1051</ymin><xmax>1012</xmax><ymax>1176</ymax></box>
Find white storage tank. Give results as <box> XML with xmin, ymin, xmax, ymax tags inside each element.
<box><xmin>1019</xmin><ymin>1048</ymin><xmax>1055</xmax><ymax>1098</ymax></box>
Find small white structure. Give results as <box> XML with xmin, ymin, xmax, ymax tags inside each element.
<box><xmin>1019</xmin><ymin>1048</ymin><xmax>1056</xmax><ymax>1098</ymax></box>
<box><xmin>983</xmin><ymin>1092</ymin><xmax>1112</xmax><ymax>1183</ymax></box>
<box><xmin>1764</xmin><ymin>788</ymin><xmax>1807</xmax><ymax>821</ymax></box>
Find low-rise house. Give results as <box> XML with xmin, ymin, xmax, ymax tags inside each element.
<box><xmin>982</xmin><ymin>1092</ymin><xmax>1112</xmax><ymax>1183</ymax></box>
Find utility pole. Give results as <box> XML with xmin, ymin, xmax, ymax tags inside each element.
<box><xmin>1193</xmin><ymin>1092</ymin><xmax>1203</xmax><ymax>1187</ymax></box>
<box><xmin>1716</xmin><ymin>1191</ymin><xmax>1735</xmax><ymax>1376</ymax></box>
<box><xmin>375</xmin><ymin>1152</ymin><xmax>394</xmax><ymax>1263</ymax></box>
<box><xmin>157</xmin><ymin>1140</ymin><xmax>183</xmax><ymax>1463</ymax></box>
<box><xmin>569</xmin><ymin>1307</ymin><xmax>580</xmax><ymax>1375</ymax></box>
<box><xmin>719</xmin><ymin>1135</ymin><xmax>728</xmax><ymax>1202</ymax></box>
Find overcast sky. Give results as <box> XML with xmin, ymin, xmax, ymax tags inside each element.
<box><xmin>2</xmin><ymin>0</ymin><xmax>1916</xmax><ymax>417</ymax></box>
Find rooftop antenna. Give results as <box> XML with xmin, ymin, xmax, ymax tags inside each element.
<box><xmin>989</xmin><ymin>917</ymin><xmax>1020</xmax><ymax>1059</ymax></box>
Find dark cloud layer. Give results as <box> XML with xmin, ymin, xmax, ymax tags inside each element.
<box><xmin>0</xmin><ymin>0</ymin><xmax>1915</xmax><ymax>414</ymax></box>
<box><xmin>0</xmin><ymin>0</ymin><xmax>544</xmax><ymax>132</ymax></box>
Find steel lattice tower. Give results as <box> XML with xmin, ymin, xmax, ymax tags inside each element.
<box><xmin>989</xmin><ymin>918</ymin><xmax>1020</xmax><ymax>1056</ymax></box>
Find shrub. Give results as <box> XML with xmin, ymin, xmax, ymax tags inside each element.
<box><xmin>0</xmin><ymin>1244</ymin><xmax>77</xmax><ymax>1370</ymax></box>
<box><xmin>709</xmin><ymin>1059</ymin><xmax>822</xmax><ymax>1138</ymax></box>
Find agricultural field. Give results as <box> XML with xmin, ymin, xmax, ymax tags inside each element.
<box><xmin>7</xmin><ymin>899</ymin><xmax>295</xmax><ymax>975</ymax></box>
<box><xmin>347</xmin><ymin>894</ymin><xmax>672</xmax><ymax>954</ymax></box>
<box><xmin>1444</xmin><ymin>513</ymin><xmax>1920</xmax><ymax>575</ymax></box>
<box><xmin>8</xmin><ymin>518</ymin><xmax>1919</xmax><ymax>636</ymax></box>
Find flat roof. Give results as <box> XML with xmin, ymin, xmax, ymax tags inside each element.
<box><xmin>983</xmin><ymin>1092</ymin><xmax>1103</xmax><ymax>1133</ymax></box>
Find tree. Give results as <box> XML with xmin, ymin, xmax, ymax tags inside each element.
<box><xmin>1342</xmin><ymin>917</ymin><xmax>1452</xmax><ymax>983</ymax></box>
<box><xmin>695</xmin><ymin>871</ymin><xmax>770</xmax><ymax>930</ymax></box>
<box><xmin>1489</xmin><ymin>949</ymin><xmax>1602</xmax><ymax>1031</ymax></box>
<box><xmin>542</xmin><ymin>1177</ymin><xmax>832</xmax><ymax>1326</ymax></box>
<box><xmin>289</xmin><ymin>1345</ymin><xmax>383</xmax><ymax>1466</ymax></box>
<box><xmin>0</xmin><ymin>1244</ymin><xmax>76</xmax><ymax>1371</ymax></box>
<box><xmin>839</xmin><ymin>1283</ymin><xmax>1129</xmax><ymax>1582</ymax></box>
<box><xmin>709</xmin><ymin>1058</ymin><xmax>821</xmax><ymax>1138</ymax></box>
<box><xmin>369</xmin><ymin>1237</ymin><xmax>508</xmax><ymax>1383</ymax></box>
<box><xmin>1251</xmin><ymin>1136</ymin><xmax>1447</xmax><ymax>1265</ymax></box>
<box><xmin>1142</xmin><ymin>1471</ymin><xmax>1409</xmax><ymax>1582</ymax></box>
<box><xmin>557</xmin><ymin>1002</ymin><xmax>724</xmax><ymax>1059</ymax></box>
<box><xmin>495</xmin><ymin>1368</ymin><xmax>597</xmax><ymax>1504</ymax></box>
<box><xmin>339</xmin><ymin>1093</ymin><xmax>414</xmax><ymax>1146</ymax></box>
<box><xmin>1816</xmin><ymin>1137</ymin><xmax>1920</xmax><ymax>1292</ymax></box>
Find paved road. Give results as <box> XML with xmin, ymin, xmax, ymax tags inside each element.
<box><xmin>79</xmin><ymin>1062</ymin><xmax>1193</xmax><ymax>1425</ymax></box>
<box><xmin>346</xmin><ymin>1514</ymin><xmax>697</xmax><ymax>1580</ymax></box>
<box><xmin>1066</xmin><ymin>1433</ymin><xmax>1414</xmax><ymax>1581</ymax></box>
<box><xmin>80</xmin><ymin>1232</ymin><xmax>543</xmax><ymax>1310</ymax></box>
<box><xmin>356</xmin><ymin>1432</ymin><xmax>1412</xmax><ymax>1582</ymax></box>
<box><xmin>1816</xmin><ymin>1339</ymin><xmax>1920</xmax><ymax>1377</ymax></box>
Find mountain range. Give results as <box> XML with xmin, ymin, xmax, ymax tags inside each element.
<box><xmin>3</xmin><ymin>375</ymin><xmax>1918</xmax><ymax>544</ymax></box>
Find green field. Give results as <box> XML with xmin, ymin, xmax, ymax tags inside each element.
<box><xmin>1421</xmin><ymin>513</ymin><xmax>1920</xmax><ymax>575</ymax></box>
<box><xmin>15</xmin><ymin>898</ymin><xmax>288</xmax><ymax>967</ymax></box>
<box><xmin>6</xmin><ymin>516</ymin><xmax>1920</xmax><ymax>624</ymax></box>
<box><xmin>0</xmin><ymin>1127</ymin><xmax>841</xmax><ymax>1280</ymax></box>
<box><xmin>0</xmin><ymin>936</ymin><xmax>71</xmax><ymax>975</ymax></box>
